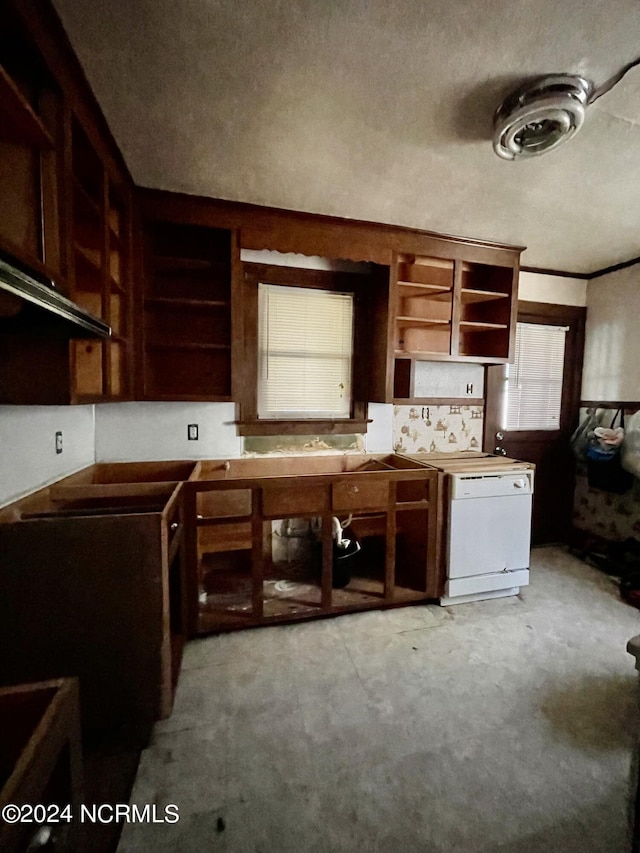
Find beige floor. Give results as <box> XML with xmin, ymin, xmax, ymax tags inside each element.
<box><xmin>118</xmin><ymin>547</ymin><xmax>640</xmax><ymax>852</ymax></box>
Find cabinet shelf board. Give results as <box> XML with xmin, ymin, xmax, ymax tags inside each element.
<box><xmin>147</xmin><ymin>342</ymin><xmax>231</xmax><ymax>353</ymax></box>
<box><xmin>395</xmin><ymin>349</ymin><xmax>452</xmax><ymax>358</ymax></box>
<box><xmin>72</xmin><ymin>176</ymin><xmax>101</xmax><ymax>221</ymax></box>
<box><xmin>151</xmin><ymin>256</ymin><xmax>229</xmax><ymax>273</ymax></box>
<box><xmin>459</xmin><ymin>320</ymin><xmax>508</xmax><ymax>331</ymax></box>
<box><xmin>74</xmin><ymin>242</ymin><xmax>102</xmax><ymax>274</ymax></box>
<box><xmin>144</xmin><ymin>296</ymin><xmax>230</xmax><ymax>309</ymax></box>
<box><xmin>395</xmin><ymin>500</ymin><xmax>430</xmax><ymax>510</ymax></box>
<box><xmin>197</xmin><ymin>515</ymin><xmax>252</xmax><ymax>527</ymax></box>
<box><xmin>396</xmin><ymin>316</ymin><xmax>451</xmax><ymax>328</ymax></box>
<box><xmin>109</xmin><ymin>275</ymin><xmax>126</xmax><ymax>295</ymax></box>
<box><xmin>461</xmin><ymin>288</ymin><xmax>510</xmax><ymax>303</ymax></box>
<box><xmin>397</xmin><ymin>282</ymin><xmax>451</xmax><ymax>298</ymax></box>
<box><xmin>0</xmin><ymin>66</ymin><xmax>54</xmax><ymax>149</ymax></box>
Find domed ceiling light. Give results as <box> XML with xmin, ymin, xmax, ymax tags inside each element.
<box><xmin>493</xmin><ymin>75</ymin><xmax>592</xmax><ymax>160</ymax></box>
<box><xmin>493</xmin><ymin>57</ymin><xmax>640</xmax><ymax>160</ymax></box>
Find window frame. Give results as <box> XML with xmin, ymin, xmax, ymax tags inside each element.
<box><xmin>237</xmin><ymin>263</ymin><xmax>370</xmax><ymax>436</ymax></box>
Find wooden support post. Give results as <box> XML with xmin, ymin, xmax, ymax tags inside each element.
<box><xmin>321</xmin><ymin>511</ymin><xmax>333</xmax><ymax>611</ymax></box>
<box><xmin>251</xmin><ymin>488</ymin><xmax>264</xmax><ymax>619</ymax></box>
<box><xmin>385</xmin><ymin>481</ymin><xmax>396</xmax><ymax>602</ymax></box>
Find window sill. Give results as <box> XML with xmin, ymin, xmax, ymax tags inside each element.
<box><xmin>236</xmin><ymin>419</ymin><xmax>371</xmax><ymax>437</ymax></box>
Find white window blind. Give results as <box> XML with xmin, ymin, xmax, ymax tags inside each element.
<box><xmin>258</xmin><ymin>283</ymin><xmax>354</xmax><ymax>419</ymax></box>
<box><xmin>506</xmin><ymin>322</ymin><xmax>568</xmax><ymax>430</ymax></box>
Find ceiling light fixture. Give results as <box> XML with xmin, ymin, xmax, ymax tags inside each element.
<box><xmin>493</xmin><ymin>75</ymin><xmax>592</xmax><ymax>160</ymax></box>
<box><xmin>493</xmin><ymin>56</ymin><xmax>640</xmax><ymax>160</ymax></box>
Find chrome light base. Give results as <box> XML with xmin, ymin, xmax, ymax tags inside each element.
<box><xmin>493</xmin><ymin>75</ymin><xmax>593</xmax><ymax>160</ymax></box>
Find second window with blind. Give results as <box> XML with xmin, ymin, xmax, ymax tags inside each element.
<box><xmin>506</xmin><ymin>321</ymin><xmax>569</xmax><ymax>431</ymax></box>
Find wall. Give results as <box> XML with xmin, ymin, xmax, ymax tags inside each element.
<box><xmin>573</xmin><ymin>265</ymin><xmax>640</xmax><ymax>542</ymax></box>
<box><xmin>0</xmin><ymin>405</ymin><xmax>95</xmax><ymax>507</ymax></box>
<box><xmin>518</xmin><ymin>271</ymin><xmax>587</xmax><ymax>307</ymax></box>
<box><xmin>581</xmin><ymin>265</ymin><xmax>640</xmax><ymax>401</ymax></box>
<box><xmin>94</xmin><ymin>402</ymin><xmax>242</xmax><ymax>462</ymax></box>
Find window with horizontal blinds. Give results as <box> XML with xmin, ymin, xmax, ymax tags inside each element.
<box><xmin>506</xmin><ymin>322</ymin><xmax>568</xmax><ymax>430</ymax></box>
<box><xmin>258</xmin><ymin>283</ymin><xmax>354</xmax><ymax>419</ymax></box>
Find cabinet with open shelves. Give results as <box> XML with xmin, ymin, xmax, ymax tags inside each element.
<box><xmin>389</xmin><ymin>251</ymin><xmax>517</xmax><ymax>401</ymax></box>
<box><xmin>140</xmin><ymin>221</ymin><xmax>235</xmax><ymax>400</ymax></box>
<box><xmin>70</xmin><ymin>117</ymin><xmax>132</xmax><ymax>401</ymax></box>
<box><xmin>0</xmin><ymin>3</ymin><xmax>61</xmax><ymax>276</ymax></box>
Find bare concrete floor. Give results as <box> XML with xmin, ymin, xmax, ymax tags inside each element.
<box><xmin>118</xmin><ymin>546</ymin><xmax>640</xmax><ymax>852</ymax></box>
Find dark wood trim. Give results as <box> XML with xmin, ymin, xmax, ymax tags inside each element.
<box><xmin>139</xmin><ymin>187</ymin><xmax>525</xmax><ymax>267</ymax></box>
<box><xmin>520</xmin><ymin>265</ymin><xmax>591</xmax><ymax>280</ymax></box>
<box><xmin>522</xmin><ymin>255</ymin><xmax>640</xmax><ymax>280</ymax></box>
<box><xmin>589</xmin><ymin>256</ymin><xmax>640</xmax><ymax>280</ymax></box>
<box><xmin>518</xmin><ymin>301</ymin><xmax>587</xmax><ymax>324</ymax></box>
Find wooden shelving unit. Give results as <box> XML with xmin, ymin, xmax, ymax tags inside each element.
<box><xmin>141</xmin><ymin>221</ymin><xmax>234</xmax><ymax>400</ymax></box>
<box><xmin>69</xmin><ymin>118</ymin><xmax>131</xmax><ymax>401</ymax></box>
<box><xmin>390</xmin><ymin>252</ymin><xmax>517</xmax><ymax>401</ymax></box>
<box><xmin>0</xmin><ymin>14</ymin><xmax>61</xmax><ymax>274</ymax></box>
<box><xmin>0</xmin><ymin>65</ymin><xmax>53</xmax><ymax>148</ymax></box>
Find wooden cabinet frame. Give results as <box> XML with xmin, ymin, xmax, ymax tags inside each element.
<box><xmin>182</xmin><ymin>457</ymin><xmax>440</xmax><ymax>635</ymax></box>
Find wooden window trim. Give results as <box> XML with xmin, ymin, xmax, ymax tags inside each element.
<box><xmin>237</xmin><ymin>263</ymin><xmax>370</xmax><ymax>435</ymax></box>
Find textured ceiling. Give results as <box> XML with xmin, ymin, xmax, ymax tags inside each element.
<box><xmin>53</xmin><ymin>0</ymin><xmax>640</xmax><ymax>273</ymax></box>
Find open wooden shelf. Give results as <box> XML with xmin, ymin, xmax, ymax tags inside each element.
<box><xmin>144</xmin><ymin>296</ymin><xmax>230</xmax><ymax>309</ymax></box>
<box><xmin>397</xmin><ymin>282</ymin><xmax>452</xmax><ymax>298</ymax></box>
<box><xmin>152</xmin><ymin>256</ymin><xmax>227</xmax><ymax>273</ymax></box>
<box><xmin>396</xmin><ymin>316</ymin><xmax>451</xmax><ymax>328</ymax></box>
<box><xmin>0</xmin><ymin>65</ymin><xmax>53</xmax><ymax>148</ymax></box>
<box><xmin>459</xmin><ymin>320</ymin><xmax>508</xmax><ymax>331</ymax></box>
<box><xmin>461</xmin><ymin>288</ymin><xmax>510</xmax><ymax>303</ymax></box>
<box><xmin>147</xmin><ymin>341</ymin><xmax>230</xmax><ymax>352</ymax></box>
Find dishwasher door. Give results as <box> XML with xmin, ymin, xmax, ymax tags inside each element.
<box><xmin>448</xmin><ymin>471</ymin><xmax>533</xmax><ymax>580</ymax></box>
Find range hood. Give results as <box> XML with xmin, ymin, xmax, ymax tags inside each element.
<box><xmin>0</xmin><ymin>253</ymin><xmax>110</xmax><ymax>338</ymax></box>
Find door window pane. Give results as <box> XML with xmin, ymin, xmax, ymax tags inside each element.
<box><xmin>506</xmin><ymin>322</ymin><xmax>568</xmax><ymax>430</ymax></box>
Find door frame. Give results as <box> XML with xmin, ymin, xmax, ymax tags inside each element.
<box><xmin>484</xmin><ymin>301</ymin><xmax>586</xmax><ymax>449</ymax></box>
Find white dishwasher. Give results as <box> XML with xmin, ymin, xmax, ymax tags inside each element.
<box><xmin>442</xmin><ymin>469</ymin><xmax>534</xmax><ymax>605</ymax></box>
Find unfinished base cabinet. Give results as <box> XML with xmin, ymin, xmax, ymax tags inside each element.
<box><xmin>182</xmin><ymin>455</ymin><xmax>440</xmax><ymax>634</ymax></box>
<box><xmin>0</xmin><ymin>462</ymin><xmax>195</xmax><ymax>736</ymax></box>
<box><xmin>0</xmin><ymin>679</ymin><xmax>84</xmax><ymax>853</ymax></box>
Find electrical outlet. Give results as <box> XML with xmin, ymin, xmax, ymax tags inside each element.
<box><xmin>55</xmin><ymin>431</ymin><xmax>63</xmax><ymax>454</ymax></box>
<box><xmin>187</xmin><ymin>424</ymin><xmax>199</xmax><ymax>441</ymax></box>
<box><xmin>466</xmin><ymin>383</ymin><xmax>474</xmax><ymax>395</ymax></box>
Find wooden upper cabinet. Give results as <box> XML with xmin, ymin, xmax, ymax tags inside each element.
<box><xmin>0</xmin><ymin>0</ymin><xmax>134</xmax><ymax>404</ymax></box>
<box><xmin>0</xmin><ymin>2</ymin><xmax>62</xmax><ymax>278</ymax></box>
<box><xmin>385</xmin><ymin>250</ymin><xmax>519</xmax><ymax>402</ymax></box>
<box><xmin>137</xmin><ymin>218</ymin><xmax>237</xmax><ymax>401</ymax></box>
<box><xmin>69</xmin><ymin>117</ymin><xmax>132</xmax><ymax>401</ymax></box>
